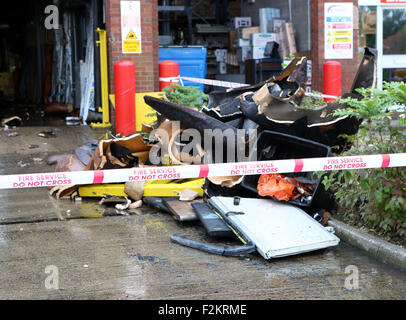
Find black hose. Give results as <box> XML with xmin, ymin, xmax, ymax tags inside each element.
<box><xmin>171</xmin><ymin>234</ymin><xmax>256</xmax><ymax>257</ymax></box>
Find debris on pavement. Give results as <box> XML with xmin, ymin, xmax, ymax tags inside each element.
<box><xmin>192</xmin><ymin>202</ymin><xmax>235</xmax><ymax>238</ymax></box>
<box><xmin>164</xmin><ymin>199</ymin><xmax>200</xmax><ymax>221</ymax></box>
<box><xmin>115</xmin><ymin>198</ymin><xmax>132</xmax><ymax>210</ymax></box>
<box><xmin>99</xmin><ymin>196</ymin><xmax>128</xmax><ymax>207</ymax></box>
<box><xmin>124</xmin><ymin>181</ymin><xmax>145</xmax><ymax>201</ymax></box>
<box><xmin>206</xmin><ymin>197</ymin><xmax>340</xmax><ymax>259</ymax></box>
<box><xmin>44</xmin><ymin>49</ymin><xmax>378</xmax><ymax>260</ymax></box>
<box><xmin>129</xmin><ymin>200</ymin><xmax>143</xmax><ymax>209</ymax></box>
<box><xmin>1</xmin><ymin>116</ymin><xmax>22</xmax><ymax>127</ymax></box>
<box><xmin>7</xmin><ymin>132</ymin><xmax>19</xmax><ymax>137</ymax></box>
<box><xmin>175</xmin><ymin>189</ymin><xmax>199</xmax><ymax>201</ymax></box>
<box><xmin>17</xmin><ymin>160</ymin><xmax>30</xmax><ymax>168</ymax></box>
<box><xmin>38</xmin><ymin>130</ymin><xmax>56</xmax><ymax>138</ymax></box>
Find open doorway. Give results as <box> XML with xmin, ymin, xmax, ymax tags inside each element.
<box><xmin>0</xmin><ymin>0</ymin><xmax>103</xmax><ymax>127</ymax></box>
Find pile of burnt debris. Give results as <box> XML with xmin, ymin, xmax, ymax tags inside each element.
<box><xmin>47</xmin><ymin>48</ymin><xmax>377</xmax><ymax>260</ymax></box>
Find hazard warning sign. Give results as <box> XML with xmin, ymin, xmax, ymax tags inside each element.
<box><xmin>126</xmin><ymin>29</ymin><xmax>137</xmax><ymax>40</ymax></box>
<box><xmin>123</xmin><ymin>40</ymin><xmax>141</xmax><ymax>53</ymax></box>
<box><xmin>120</xmin><ymin>1</ymin><xmax>142</xmax><ymax>54</ymax></box>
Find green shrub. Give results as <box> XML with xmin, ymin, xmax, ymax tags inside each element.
<box><xmin>163</xmin><ymin>84</ymin><xmax>208</xmax><ymax>110</ymax></box>
<box><xmin>321</xmin><ymin>82</ymin><xmax>406</xmax><ymax>240</ymax></box>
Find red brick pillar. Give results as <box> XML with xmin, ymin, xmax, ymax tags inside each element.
<box><xmin>105</xmin><ymin>0</ymin><xmax>159</xmax><ymax>94</ymax></box>
<box><xmin>310</xmin><ymin>0</ymin><xmax>359</xmax><ymax>94</ymax></box>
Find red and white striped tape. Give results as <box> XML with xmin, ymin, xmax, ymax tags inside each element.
<box><xmin>179</xmin><ymin>76</ymin><xmax>339</xmax><ymax>99</ymax></box>
<box><xmin>180</xmin><ymin>76</ymin><xmax>250</xmax><ymax>88</ymax></box>
<box><xmin>1</xmin><ymin>153</ymin><xmax>405</xmax><ymax>190</ymax></box>
<box><xmin>159</xmin><ymin>76</ymin><xmax>180</xmax><ymax>83</ymax></box>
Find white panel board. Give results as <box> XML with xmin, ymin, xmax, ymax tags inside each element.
<box><xmin>209</xmin><ymin>197</ymin><xmax>340</xmax><ymax>259</ymax></box>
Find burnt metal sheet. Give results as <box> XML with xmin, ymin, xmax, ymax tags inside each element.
<box><xmin>209</xmin><ymin>197</ymin><xmax>340</xmax><ymax>259</ymax></box>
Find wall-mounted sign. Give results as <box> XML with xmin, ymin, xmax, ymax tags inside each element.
<box><xmin>121</xmin><ymin>1</ymin><xmax>142</xmax><ymax>54</ymax></box>
<box><xmin>324</xmin><ymin>2</ymin><xmax>353</xmax><ymax>60</ymax></box>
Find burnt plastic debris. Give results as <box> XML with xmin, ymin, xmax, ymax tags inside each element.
<box><xmin>143</xmin><ymin>197</ymin><xmax>176</xmax><ymax>214</ymax></box>
<box><xmin>192</xmin><ymin>202</ymin><xmax>235</xmax><ymax>238</ymax></box>
<box><xmin>201</xmin><ymin>48</ymin><xmax>376</xmax><ymax>152</ymax></box>
<box><xmin>348</xmin><ymin>47</ymin><xmax>378</xmax><ymax>97</ymax></box>
<box><xmin>143</xmin><ymin>96</ymin><xmax>251</xmax><ymax>164</ymax></box>
<box><xmin>144</xmin><ymin>96</ymin><xmax>238</xmax><ymax>136</ymax></box>
<box><xmin>110</xmin><ymin>142</ymin><xmax>139</xmax><ymax>167</ymax></box>
<box><xmin>170</xmin><ymin>234</ymin><xmax>256</xmax><ymax>257</ymax></box>
<box><xmin>240</xmin><ymin>130</ymin><xmax>335</xmax><ymax>210</ymax></box>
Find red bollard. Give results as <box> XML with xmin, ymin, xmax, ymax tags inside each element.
<box><xmin>114</xmin><ymin>60</ymin><xmax>136</xmax><ymax>136</ymax></box>
<box><xmin>159</xmin><ymin>60</ymin><xmax>179</xmax><ymax>91</ymax></box>
<box><xmin>323</xmin><ymin>61</ymin><xmax>341</xmax><ymax>102</ymax></box>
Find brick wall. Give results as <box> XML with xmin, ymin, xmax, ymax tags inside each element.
<box><xmin>310</xmin><ymin>0</ymin><xmax>359</xmax><ymax>94</ymax></box>
<box><xmin>105</xmin><ymin>0</ymin><xmax>159</xmax><ymax>94</ymax></box>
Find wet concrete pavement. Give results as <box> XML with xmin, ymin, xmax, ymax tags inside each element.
<box><xmin>0</xmin><ymin>127</ymin><xmax>405</xmax><ymax>300</ymax></box>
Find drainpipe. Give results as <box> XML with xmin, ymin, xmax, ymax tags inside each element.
<box><xmin>308</xmin><ymin>0</ymin><xmax>311</xmax><ymax>51</ymax></box>
<box><xmin>289</xmin><ymin>0</ymin><xmax>293</xmax><ymax>21</ymax></box>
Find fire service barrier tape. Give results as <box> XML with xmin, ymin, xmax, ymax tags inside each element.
<box><xmin>1</xmin><ymin>153</ymin><xmax>405</xmax><ymax>190</ymax></box>
<box><xmin>179</xmin><ymin>76</ymin><xmax>250</xmax><ymax>88</ymax></box>
<box><xmin>177</xmin><ymin>76</ymin><xmax>338</xmax><ymax>99</ymax></box>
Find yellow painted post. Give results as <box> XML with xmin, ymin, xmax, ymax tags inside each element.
<box><xmin>91</xmin><ymin>28</ymin><xmax>112</xmax><ymax>128</ymax></box>
<box><xmin>109</xmin><ymin>92</ymin><xmax>165</xmax><ymax>131</ymax></box>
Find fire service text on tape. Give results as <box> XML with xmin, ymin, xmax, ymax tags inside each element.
<box><xmin>1</xmin><ymin>153</ymin><xmax>405</xmax><ymax>190</ymax></box>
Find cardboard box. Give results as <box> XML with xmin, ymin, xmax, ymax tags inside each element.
<box><xmin>236</xmin><ymin>38</ymin><xmax>250</xmax><ymax>47</ymax></box>
<box><xmin>236</xmin><ymin>26</ymin><xmax>260</xmax><ymax>40</ymax></box>
<box><xmin>232</xmin><ymin>17</ymin><xmax>252</xmax><ymax>29</ymax></box>
<box><xmin>237</xmin><ymin>46</ymin><xmax>251</xmax><ymax>62</ymax></box>
<box><xmin>283</xmin><ymin>22</ymin><xmax>296</xmax><ymax>55</ymax></box>
<box><xmin>277</xmin><ymin>31</ymin><xmax>289</xmax><ymax>58</ymax></box>
<box><xmin>249</xmin><ymin>46</ymin><xmax>266</xmax><ymax>60</ymax></box>
<box><xmin>272</xmin><ymin>19</ymin><xmax>286</xmax><ymax>32</ymax></box>
<box><xmin>250</xmin><ymin>33</ymin><xmax>277</xmax><ymax>47</ymax></box>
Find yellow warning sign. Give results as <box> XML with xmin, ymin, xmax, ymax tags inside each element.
<box><xmin>123</xmin><ymin>40</ymin><xmax>141</xmax><ymax>53</ymax></box>
<box><xmin>126</xmin><ymin>29</ymin><xmax>137</xmax><ymax>40</ymax></box>
<box><xmin>333</xmin><ymin>37</ymin><xmax>351</xmax><ymax>43</ymax></box>
<box><xmin>333</xmin><ymin>30</ymin><xmax>352</xmax><ymax>36</ymax></box>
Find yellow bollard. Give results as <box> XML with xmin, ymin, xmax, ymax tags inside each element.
<box><xmin>91</xmin><ymin>28</ymin><xmax>112</xmax><ymax>128</ymax></box>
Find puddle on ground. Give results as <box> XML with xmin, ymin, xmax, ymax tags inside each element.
<box><xmin>49</xmin><ymin>196</ymin><xmax>160</xmax><ymax>221</ymax></box>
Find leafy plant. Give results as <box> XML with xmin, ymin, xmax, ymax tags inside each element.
<box><xmin>321</xmin><ymin>82</ymin><xmax>406</xmax><ymax>244</ymax></box>
<box><xmin>281</xmin><ymin>54</ymin><xmax>296</xmax><ymax>68</ymax></box>
<box><xmin>163</xmin><ymin>84</ymin><xmax>208</xmax><ymax>110</ymax></box>
<box><xmin>292</xmin><ymin>91</ymin><xmax>325</xmax><ymax>110</ymax></box>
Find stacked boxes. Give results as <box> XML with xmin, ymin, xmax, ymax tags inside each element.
<box><xmin>249</xmin><ymin>33</ymin><xmax>277</xmax><ymax>59</ymax></box>
<box><xmin>236</xmin><ymin>26</ymin><xmax>260</xmax><ymax>40</ymax></box>
<box><xmin>235</xmin><ymin>30</ymin><xmax>277</xmax><ymax>61</ymax></box>
<box><xmin>235</xmin><ymin>26</ymin><xmax>258</xmax><ymax>63</ymax></box>
<box><xmin>234</xmin><ymin>19</ymin><xmax>297</xmax><ymax>62</ymax></box>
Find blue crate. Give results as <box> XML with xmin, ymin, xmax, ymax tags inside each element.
<box><xmin>159</xmin><ymin>46</ymin><xmax>207</xmax><ymax>92</ymax></box>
